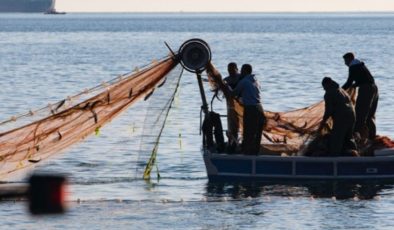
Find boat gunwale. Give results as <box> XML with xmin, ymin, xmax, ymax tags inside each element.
<box><xmin>204</xmin><ymin>150</ymin><xmax>394</xmax><ymax>163</ymax></box>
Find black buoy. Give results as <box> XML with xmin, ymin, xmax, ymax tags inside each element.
<box><xmin>28</xmin><ymin>174</ymin><xmax>67</xmax><ymax>215</ymax></box>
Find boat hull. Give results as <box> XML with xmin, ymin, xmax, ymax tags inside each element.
<box><xmin>0</xmin><ymin>0</ymin><xmax>53</xmax><ymax>13</ymax></box>
<box><xmin>203</xmin><ymin>150</ymin><xmax>394</xmax><ymax>181</ymax></box>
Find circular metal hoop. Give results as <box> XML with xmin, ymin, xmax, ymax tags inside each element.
<box><xmin>178</xmin><ymin>39</ymin><xmax>212</xmax><ymax>73</ymax></box>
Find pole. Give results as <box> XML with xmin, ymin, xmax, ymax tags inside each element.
<box><xmin>196</xmin><ymin>72</ymin><xmax>209</xmax><ymax>115</ymax></box>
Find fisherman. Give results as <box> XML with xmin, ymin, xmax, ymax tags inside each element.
<box><xmin>320</xmin><ymin>77</ymin><xmax>356</xmax><ymax>156</ymax></box>
<box><xmin>342</xmin><ymin>52</ymin><xmax>379</xmax><ymax>140</ymax></box>
<box><xmin>223</xmin><ymin>62</ymin><xmax>241</xmax><ymax>152</ymax></box>
<box><xmin>231</xmin><ymin>64</ymin><xmax>266</xmax><ymax>155</ymax></box>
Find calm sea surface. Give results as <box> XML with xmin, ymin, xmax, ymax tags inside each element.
<box><xmin>1</xmin><ymin>13</ymin><xmax>394</xmax><ymax>229</ymax></box>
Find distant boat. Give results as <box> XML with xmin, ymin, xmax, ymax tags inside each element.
<box><xmin>44</xmin><ymin>9</ymin><xmax>66</xmax><ymax>15</ymax></box>
<box><xmin>44</xmin><ymin>0</ymin><xmax>66</xmax><ymax>15</ymax></box>
<box><xmin>0</xmin><ymin>0</ymin><xmax>54</xmax><ymax>13</ymax></box>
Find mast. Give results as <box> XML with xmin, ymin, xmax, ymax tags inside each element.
<box><xmin>49</xmin><ymin>0</ymin><xmax>56</xmax><ymax>12</ymax></box>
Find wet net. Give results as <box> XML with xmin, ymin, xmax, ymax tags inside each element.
<box><xmin>206</xmin><ymin>63</ymin><xmax>394</xmax><ymax>155</ymax></box>
<box><xmin>136</xmin><ymin>65</ymin><xmax>183</xmax><ymax>179</ymax></box>
<box><xmin>0</xmin><ymin>55</ymin><xmax>178</xmax><ymax>179</ymax></box>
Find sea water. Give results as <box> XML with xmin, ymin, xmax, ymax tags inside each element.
<box><xmin>0</xmin><ymin>13</ymin><xmax>394</xmax><ymax>229</ymax></box>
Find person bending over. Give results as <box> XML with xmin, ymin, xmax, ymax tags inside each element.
<box><xmin>320</xmin><ymin>77</ymin><xmax>357</xmax><ymax>156</ymax></box>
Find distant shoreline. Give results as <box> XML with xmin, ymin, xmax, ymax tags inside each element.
<box><xmin>1</xmin><ymin>11</ymin><xmax>393</xmax><ymax>14</ymax></box>
<box><xmin>45</xmin><ymin>11</ymin><xmax>394</xmax><ymax>14</ymax></box>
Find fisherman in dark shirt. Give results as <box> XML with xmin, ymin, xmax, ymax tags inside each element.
<box><xmin>342</xmin><ymin>52</ymin><xmax>379</xmax><ymax>140</ymax></box>
<box><xmin>231</xmin><ymin>64</ymin><xmax>266</xmax><ymax>155</ymax></box>
<box><xmin>223</xmin><ymin>62</ymin><xmax>241</xmax><ymax>152</ymax></box>
<box><xmin>320</xmin><ymin>77</ymin><xmax>356</xmax><ymax>156</ymax></box>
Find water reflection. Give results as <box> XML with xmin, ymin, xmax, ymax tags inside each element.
<box><xmin>205</xmin><ymin>181</ymin><xmax>394</xmax><ymax>200</ymax></box>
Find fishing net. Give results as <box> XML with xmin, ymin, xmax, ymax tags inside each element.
<box><xmin>136</xmin><ymin>65</ymin><xmax>183</xmax><ymax>179</ymax></box>
<box><xmin>206</xmin><ymin>63</ymin><xmax>394</xmax><ymax>155</ymax></box>
<box><xmin>0</xmin><ymin>55</ymin><xmax>178</xmax><ymax>179</ymax></box>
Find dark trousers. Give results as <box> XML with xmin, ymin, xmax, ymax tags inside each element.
<box><xmin>242</xmin><ymin>105</ymin><xmax>265</xmax><ymax>155</ymax></box>
<box><xmin>355</xmin><ymin>84</ymin><xmax>379</xmax><ymax>139</ymax></box>
<box><xmin>329</xmin><ymin>111</ymin><xmax>355</xmax><ymax>156</ymax></box>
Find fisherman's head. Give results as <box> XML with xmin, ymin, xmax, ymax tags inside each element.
<box><xmin>343</xmin><ymin>52</ymin><xmax>355</xmax><ymax>67</ymax></box>
<box><xmin>322</xmin><ymin>77</ymin><xmax>339</xmax><ymax>90</ymax></box>
<box><xmin>241</xmin><ymin>64</ymin><xmax>253</xmax><ymax>77</ymax></box>
<box><xmin>227</xmin><ymin>62</ymin><xmax>238</xmax><ymax>76</ymax></box>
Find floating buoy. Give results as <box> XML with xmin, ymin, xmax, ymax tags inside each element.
<box><xmin>28</xmin><ymin>174</ymin><xmax>67</xmax><ymax>215</ymax></box>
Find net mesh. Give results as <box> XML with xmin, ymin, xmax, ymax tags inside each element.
<box><xmin>0</xmin><ymin>56</ymin><xmax>177</xmax><ymax>179</ymax></box>
<box><xmin>136</xmin><ymin>65</ymin><xmax>183</xmax><ymax>179</ymax></box>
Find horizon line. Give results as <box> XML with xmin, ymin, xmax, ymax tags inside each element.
<box><xmin>54</xmin><ymin>11</ymin><xmax>394</xmax><ymax>14</ymax></box>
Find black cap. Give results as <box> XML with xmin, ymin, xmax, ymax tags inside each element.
<box><xmin>322</xmin><ymin>77</ymin><xmax>332</xmax><ymax>86</ymax></box>
<box><xmin>343</xmin><ymin>52</ymin><xmax>355</xmax><ymax>60</ymax></box>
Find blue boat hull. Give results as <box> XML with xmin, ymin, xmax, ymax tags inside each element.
<box><xmin>203</xmin><ymin>150</ymin><xmax>394</xmax><ymax>181</ymax></box>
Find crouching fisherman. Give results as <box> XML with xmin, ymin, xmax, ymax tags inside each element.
<box><xmin>320</xmin><ymin>77</ymin><xmax>358</xmax><ymax>156</ymax></box>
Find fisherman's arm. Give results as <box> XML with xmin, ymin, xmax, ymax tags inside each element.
<box><xmin>319</xmin><ymin>94</ymin><xmax>333</xmax><ymax>129</ymax></box>
<box><xmin>230</xmin><ymin>81</ymin><xmax>243</xmax><ymax>98</ymax></box>
<box><xmin>342</xmin><ymin>70</ymin><xmax>354</xmax><ymax>90</ymax></box>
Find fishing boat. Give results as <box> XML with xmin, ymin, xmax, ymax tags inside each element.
<box><xmin>175</xmin><ymin>39</ymin><xmax>394</xmax><ymax>182</ymax></box>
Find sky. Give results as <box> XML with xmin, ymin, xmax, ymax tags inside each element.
<box><xmin>56</xmin><ymin>0</ymin><xmax>394</xmax><ymax>12</ymax></box>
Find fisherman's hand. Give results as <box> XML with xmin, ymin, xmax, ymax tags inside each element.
<box><xmin>318</xmin><ymin>122</ymin><xmax>325</xmax><ymax>132</ymax></box>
